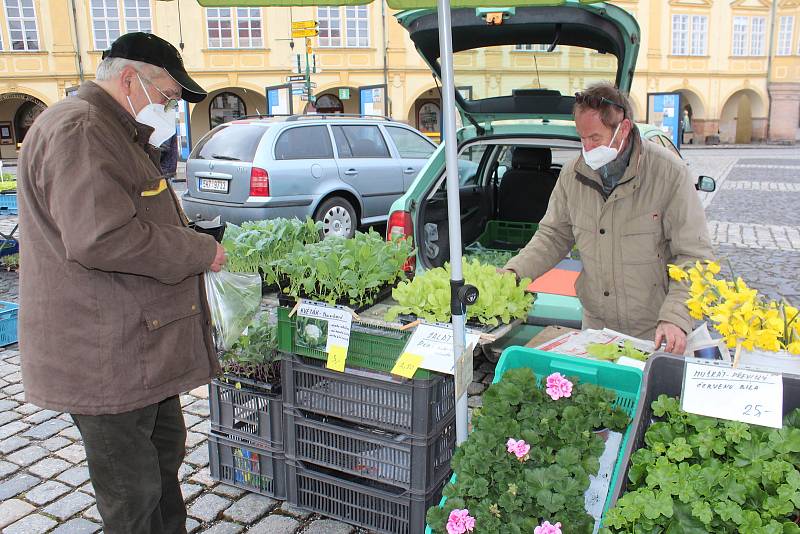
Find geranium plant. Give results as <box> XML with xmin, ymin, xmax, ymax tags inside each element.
<box><xmin>668</xmin><ymin>260</ymin><xmax>800</xmax><ymax>355</ymax></box>
<box><xmin>426</xmin><ymin>368</ymin><xmax>629</xmax><ymax>533</ymax></box>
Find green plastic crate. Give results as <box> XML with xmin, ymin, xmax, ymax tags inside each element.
<box><xmin>424</xmin><ymin>347</ymin><xmax>643</xmax><ymax>534</ymax></box>
<box><xmin>276</xmin><ymin>306</ymin><xmax>435</xmax><ymax>379</ymax></box>
<box><xmin>475</xmin><ymin>220</ymin><xmax>538</xmax><ymax>250</ymax></box>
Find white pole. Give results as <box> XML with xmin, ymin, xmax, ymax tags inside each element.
<box><xmin>436</xmin><ymin>0</ymin><xmax>469</xmax><ymax>445</ymax></box>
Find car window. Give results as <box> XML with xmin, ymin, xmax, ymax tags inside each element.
<box><xmin>193</xmin><ymin>124</ymin><xmax>267</xmax><ymax>162</ymax></box>
<box><xmin>332</xmin><ymin>125</ymin><xmax>390</xmax><ymax>159</ymax></box>
<box><xmin>385</xmin><ymin>126</ymin><xmax>435</xmax><ymax>159</ymax></box>
<box><xmin>274</xmin><ymin>126</ymin><xmax>334</xmax><ymax>160</ymax></box>
<box><xmin>458</xmin><ymin>145</ymin><xmax>489</xmax><ymax>186</ymax></box>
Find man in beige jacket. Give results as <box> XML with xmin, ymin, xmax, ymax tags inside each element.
<box><xmin>503</xmin><ymin>82</ymin><xmax>713</xmax><ymax>354</ymax></box>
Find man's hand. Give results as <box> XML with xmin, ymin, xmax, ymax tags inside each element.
<box><xmin>654</xmin><ymin>321</ymin><xmax>687</xmax><ymax>354</ymax></box>
<box><xmin>210</xmin><ymin>242</ymin><xmax>226</xmax><ymax>272</ymax></box>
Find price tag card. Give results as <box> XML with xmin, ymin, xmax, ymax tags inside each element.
<box><xmin>454</xmin><ymin>343</ymin><xmax>475</xmax><ymax>400</ymax></box>
<box><xmin>400</xmin><ymin>323</ymin><xmax>481</xmax><ymax>375</ymax></box>
<box><xmin>297</xmin><ymin>301</ymin><xmax>353</xmax><ymax>372</ymax></box>
<box><xmin>391</xmin><ymin>353</ymin><xmax>424</xmax><ymax>378</ymax></box>
<box><xmin>681</xmin><ymin>360</ymin><xmax>783</xmax><ymax>428</ymax></box>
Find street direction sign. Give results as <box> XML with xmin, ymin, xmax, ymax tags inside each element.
<box><xmin>291</xmin><ymin>20</ymin><xmax>317</xmax><ymax>30</ymax></box>
<box><xmin>287</xmin><ymin>75</ymin><xmax>306</xmax><ymax>82</ymax></box>
<box><xmin>291</xmin><ymin>28</ymin><xmax>319</xmax><ymax>38</ymax></box>
<box><xmin>291</xmin><ymin>82</ymin><xmax>316</xmax><ymax>89</ymax></box>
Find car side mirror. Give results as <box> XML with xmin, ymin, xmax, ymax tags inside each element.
<box><xmin>696</xmin><ymin>175</ymin><xmax>716</xmax><ymax>193</ymax></box>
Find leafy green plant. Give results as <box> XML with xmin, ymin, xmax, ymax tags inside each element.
<box><xmin>222</xmin><ymin>217</ymin><xmax>322</xmax><ymax>285</ymax></box>
<box><xmin>386</xmin><ymin>258</ymin><xmax>534</xmax><ymax>326</ymax></box>
<box><xmin>273</xmin><ymin>229</ymin><xmax>413</xmax><ymax>308</ymax></box>
<box><xmin>427</xmin><ymin>367</ymin><xmax>630</xmax><ymax>533</ymax></box>
<box><xmin>587</xmin><ymin>341</ymin><xmax>649</xmax><ymax>363</ymax></box>
<box><xmin>0</xmin><ymin>253</ymin><xmax>18</xmax><ymax>271</ymax></box>
<box><xmin>219</xmin><ymin>312</ymin><xmax>281</xmax><ymax>385</ymax></box>
<box><xmin>602</xmin><ymin>395</ymin><xmax>800</xmax><ymax>533</ymax></box>
<box><xmin>0</xmin><ymin>178</ymin><xmax>15</xmax><ymax>192</ymax></box>
<box><xmin>465</xmin><ymin>244</ymin><xmax>516</xmax><ymax>267</ymax></box>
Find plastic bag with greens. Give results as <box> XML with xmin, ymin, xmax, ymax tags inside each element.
<box><xmin>204</xmin><ymin>269</ymin><xmax>262</xmax><ymax>352</ymax></box>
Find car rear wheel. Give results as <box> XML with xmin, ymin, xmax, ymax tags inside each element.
<box><xmin>315</xmin><ymin>196</ymin><xmax>356</xmax><ymax>239</ymax></box>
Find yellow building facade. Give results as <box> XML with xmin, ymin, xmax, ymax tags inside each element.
<box><xmin>0</xmin><ymin>0</ymin><xmax>798</xmax><ymax>161</ymax></box>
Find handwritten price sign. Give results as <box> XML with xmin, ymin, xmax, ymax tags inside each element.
<box><xmin>681</xmin><ymin>361</ymin><xmax>783</xmax><ymax>428</ymax></box>
<box><xmin>297</xmin><ymin>301</ymin><xmax>352</xmax><ymax>373</ymax></box>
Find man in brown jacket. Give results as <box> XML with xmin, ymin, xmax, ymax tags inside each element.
<box><xmin>18</xmin><ymin>33</ymin><xmax>225</xmax><ymax>533</ymax></box>
<box><xmin>503</xmin><ymin>83</ymin><xmax>713</xmax><ymax>355</ymax></box>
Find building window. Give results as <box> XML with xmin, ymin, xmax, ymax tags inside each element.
<box><xmin>777</xmin><ymin>16</ymin><xmax>794</xmax><ymax>56</ymax></box>
<box><xmin>732</xmin><ymin>16</ymin><xmax>766</xmax><ymax>56</ymax></box>
<box><xmin>317</xmin><ymin>6</ymin><xmax>368</xmax><ymax>48</ymax></box>
<box><xmin>124</xmin><ymin>0</ymin><xmax>151</xmax><ymax>34</ymax></box>
<box><xmin>206</xmin><ymin>8</ymin><xmax>262</xmax><ymax>49</ymax></box>
<box><xmin>209</xmin><ymin>92</ymin><xmax>246</xmax><ymax>129</ymax></box>
<box><xmin>91</xmin><ymin>0</ymin><xmax>152</xmax><ymax>50</ymax></box>
<box><xmin>672</xmin><ymin>14</ymin><xmax>707</xmax><ymax>56</ymax></box>
<box><xmin>5</xmin><ymin>0</ymin><xmax>40</xmax><ymax>51</ymax></box>
<box><xmin>515</xmin><ymin>44</ymin><xmax>556</xmax><ymax>52</ymax></box>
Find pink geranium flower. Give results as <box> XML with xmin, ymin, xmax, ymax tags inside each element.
<box><xmin>534</xmin><ymin>520</ymin><xmax>563</xmax><ymax>534</ymax></box>
<box><xmin>446</xmin><ymin>508</ymin><xmax>475</xmax><ymax>534</ymax></box>
<box><xmin>545</xmin><ymin>373</ymin><xmax>573</xmax><ymax>400</ymax></box>
<box><xmin>506</xmin><ymin>438</ymin><xmax>531</xmax><ymax>461</ymax></box>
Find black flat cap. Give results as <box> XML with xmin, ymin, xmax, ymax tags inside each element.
<box><xmin>102</xmin><ymin>32</ymin><xmax>207</xmax><ymax>103</ymax></box>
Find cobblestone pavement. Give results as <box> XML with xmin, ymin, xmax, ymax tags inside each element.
<box><xmin>0</xmin><ymin>147</ymin><xmax>799</xmax><ymax>533</ymax></box>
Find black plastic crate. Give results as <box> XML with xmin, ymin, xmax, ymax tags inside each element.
<box><xmin>282</xmin><ymin>355</ymin><xmax>455</xmax><ymax>436</ymax></box>
<box><xmin>284</xmin><ymin>407</ymin><xmax>455</xmax><ymax>490</ymax></box>
<box><xmin>208</xmin><ymin>432</ymin><xmax>286</xmax><ymax>499</ymax></box>
<box><xmin>209</xmin><ymin>376</ymin><xmax>283</xmax><ymax>449</ymax></box>
<box><xmin>608</xmin><ymin>352</ymin><xmax>800</xmax><ymax>509</ymax></box>
<box><xmin>286</xmin><ymin>459</ymin><xmax>448</xmax><ymax>534</ymax></box>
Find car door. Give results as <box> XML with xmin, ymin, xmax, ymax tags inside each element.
<box><xmin>270</xmin><ymin>124</ymin><xmax>338</xmax><ymax>200</ymax></box>
<box><xmin>382</xmin><ymin>125</ymin><xmax>436</xmax><ymax>191</ymax></box>
<box><xmin>332</xmin><ymin>124</ymin><xmax>403</xmax><ymax>220</ymax></box>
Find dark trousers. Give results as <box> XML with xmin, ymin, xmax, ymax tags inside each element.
<box><xmin>71</xmin><ymin>396</ymin><xmax>187</xmax><ymax>534</ymax></box>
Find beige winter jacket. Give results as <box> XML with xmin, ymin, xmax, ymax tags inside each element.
<box><xmin>505</xmin><ymin>130</ymin><xmax>713</xmax><ymax>339</ymax></box>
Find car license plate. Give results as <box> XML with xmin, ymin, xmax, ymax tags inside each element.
<box><xmin>198</xmin><ymin>178</ymin><xmax>229</xmax><ymax>193</ymax></box>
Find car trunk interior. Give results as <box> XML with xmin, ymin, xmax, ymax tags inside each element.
<box><xmin>417</xmin><ymin>137</ymin><xmax>581</xmax><ymax>269</ymax></box>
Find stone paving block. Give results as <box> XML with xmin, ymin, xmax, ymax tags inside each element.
<box><xmin>181</xmin><ymin>483</ymin><xmax>203</xmax><ymax>503</ymax></box>
<box><xmin>57</xmin><ymin>465</ymin><xmax>91</xmax><ymax>487</ymax></box>
<box><xmin>183</xmin><ymin>414</ymin><xmax>202</xmax><ymax>428</ymax></box>
<box><xmin>0</xmin><ymin>420</ymin><xmax>29</xmax><ymax>439</ymax></box>
<box><xmin>40</xmin><ymin>436</ymin><xmax>71</xmax><ymax>452</ymax></box>
<box><xmin>3</xmin><ymin>513</ymin><xmax>57</xmax><ymax>534</ymax></box>
<box><xmin>184</xmin><ymin>400</ymin><xmax>210</xmax><ymax>417</ymax></box>
<box><xmin>202</xmin><ymin>522</ymin><xmax>244</xmax><ymax>534</ymax></box>
<box><xmin>28</xmin><ymin>457</ymin><xmax>72</xmax><ymax>478</ymax></box>
<box><xmin>189</xmin><ymin>467</ymin><xmax>217</xmax><ymax>487</ymax></box>
<box><xmin>6</xmin><ymin>444</ymin><xmax>48</xmax><ymax>466</ymax></box>
<box><xmin>14</xmin><ymin>403</ymin><xmax>42</xmax><ymax>415</ymax></box>
<box><xmin>279</xmin><ymin>502</ymin><xmax>312</xmax><ymax>520</ymax></box>
<box><xmin>82</xmin><ymin>504</ymin><xmax>102</xmax><ymax>523</ymax></box>
<box><xmin>0</xmin><ymin>363</ymin><xmax>17</xmax><ymax>378</ymax></box>
<box><xmin>50</xmin><ymin>518</ymin><xmax>101</xmax><ymax>534</ymax></box>
<box><xmin>23</xmin><ymin>409</ymin><xmax>59</xmax><ymax>424</ymax></box>
<box><xmin>26</xmin><ymin>480</ymin><xmax>72</xmax><ymax>506</ymax></box>
<box><xmin>189</xmin><ymin>385</ymin><xmax>209</xmax><ymax>399</ymax></box>
<box><xmin>186</xmin><ymin>517</ymin><xmax>200</xmax><ymax>533</ymax></box>
<box><xmin>0</xmin><ymin>410</ymin><xmax>21</xmax><ymax>426</ymax></box>
<box><xmin>56</xmin><ymin>443</ymin><xmax>87</xmax><ymax>463</ymax></box>
<box><xmin>301</xmin><ymin>519</ymin><xmax>355</xmax><ymax>534</ymax></box>
<box><xmin>58</xmin><ymin>413</ymin><xmax>73</xmax><ymax>422</ymax></box>
<box><xmin>0</xmin><ymin>473</ymin><xmax>39</xmax><ymax>500</ymax></box>
<box><xmin>79</xmin><ymin>481</ymin><xmax>95</xmax><ymax>496</ymax></box>
<box><xmin>187</xmin><ymin>493</ymin><xmax>231</xmax><ymax>523</ymax></box>
<box><xmin>2</xmin><ymin>384</ymin><xmax>23</xmax><ymax>395</ymax></box>
<box><xmin>467</xmin><ymin>382</ymin><xmax>486</xmax><ymax>396</ymax></box>
<box><xmin>191</xmin><ymin>420</ymin><xmax>211</xmax><ymax>435</ymax></box>
<box><xmin>186</xmin><ymin>431</ymin><xmax>206</xmax><ymax>448</ymax></box>
<box><xmin>184</xmin><ymin>444</ymin><xmax>209</xmax><ymax>467</ymax></box>
<box><xmin>0</xmin><ymin>498</ymin><xmax>34</xmax><ymax>529</ymax></box>
<box><xmin>9</xmin><ymin>392</ymin><xmax>25</xmax><ymax>402</ymax></box>
<box><xmin>222</xmin><ymin>493</ymin><xmax>277</xmax><ymax>524</ymax></box>
<box><xmin>0</xmin><ymin>435</ymin><xmax>29</xmax><ymax>454</ymax></box>
<box><xmin>3</xmin><ymin>371</ymin><xmax>21</xmax><ymax>383</ymax></box>
<box><xmin>180</xmin><ymin>394</ymin><xmax>195</xmax><ymax>407</ymax></box>
<box><xmin>178</xmin><ymin>462</ymin><xmax>195</xmax><ymax>481</ymax></box>
<box><xmin>213</xmin><ymin>484</ymin><xmax>246</xmax><ymax>499</ymax></box>
<box><xmin>58</xmin><ymin>425</ymin><xmax>83</xmax><ymax>440</ymax></box>
<box><xmin>0</xmin><ymin>460</ymin><xmax>18</xmax><ymax>478</ymax></box>
<box><xmin>42</xmin><ymin>490</ymin><xmax>95</xmax><ymax>520</ymax></box>
<box><xmin>248</xmin><ymin>514</ymin><xmax>300</xmax><ymax>534</ymax></box>
<box><xmin>22</xmin><ymin>418</ymin><xmax>71</xmax><ymax>440</ymax></box>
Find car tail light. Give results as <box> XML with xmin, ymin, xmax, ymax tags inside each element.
<box><xmin>387</xmin><ymin>210</ymin><xmax>416</xmax><ymax>271</ymax></box>
<box><xmin>249</xmin><ymin>167</ymin><xmax>270</xmax><ymax>197</ymax></box>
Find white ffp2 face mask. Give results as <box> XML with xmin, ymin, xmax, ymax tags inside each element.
<box><xmin>582</xmin><ymin>122</ymin><xmax>625</xmax><ymax>171</ymax></box>
<box><xmin>126</xmin><ymin>74</ymin><xmax>177</xmax><ymax>148</ymax></box>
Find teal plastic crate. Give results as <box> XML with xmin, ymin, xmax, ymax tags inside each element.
<box><xmin>475</xmin><ymin>220</ymin><xmax>538</xmax><ymax>250</ymax></box>
<box><xmin>0</xmin><ymin>193</ymin><xmax>17</xmax><ymax>215</ymax></box>
<box><xmin>424</xmin><ymin>347</ymin><xmax>643</xmax><ymax>534</ymax></box>
<box><xmin>0</xmin><ymin>301</ymin><xmax>18</xmax><ymax>346</ymax></box>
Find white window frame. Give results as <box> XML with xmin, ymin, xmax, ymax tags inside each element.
<box><xmin>235</xmin><ymin>7</ymin><xmax>262</xmax><ymax>49</ymax></box>
<box><xmin>672</xmin><ymin>14</ymin><xmax>689</xmax><ymax>55</ymax></box>
<box><xmin>751</xmin><ymin>16</ymin><xmax>766</xmax><ymax>56</ymax></box>
<box><xmin>123</xmin><ymin>0</ymin><xmax>151</xmax><ymax>34</ymax></box>
<box><xmin>206</xmin><ymin>8</ymin><xmax>233</xmax><ymax>49</ymax></box>
<box><xmin>690</xmin><ymin>15</ymin><xmax>707</xmax><ymax>56</ymax></box>
<box><xmin>5</xmin><ymin>0</ymin><xmax>40</xmax><ymax>52</ymax></box>
<box><xmin>732</xmin><ymin>16</ymin><xmax>748</xmax><ymax>56</ymax></box>
<box><xmin>317</xmin><ymin>6</ymin><xmax>369</xmax><ymax>48</ymax></box>
<box><xmin>672</xmin><ymin>14</ymin><xmax>707</xmax><ymax>56</ymax></box>
<box><xmin>777</xmin><ymin>15</ymin><xmax>794</xmax><ymax>56</ymax></box>
<box><xmin>733</xmin><ymin>16</ymin><xmax>767</xmax><ymax>57</ymax></box>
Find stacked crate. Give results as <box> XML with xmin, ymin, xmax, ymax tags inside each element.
<box><xmin>278</xmin><ymin>308</ymin><xmax>457</xmax><ymax>534</ymax></box>
<box><xmin>207</xmin><ymin>375</ymin><xmax>287</xmax><ymax>499</ymax></box>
